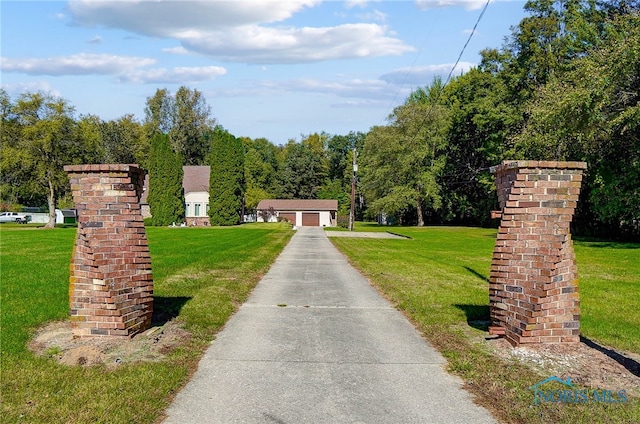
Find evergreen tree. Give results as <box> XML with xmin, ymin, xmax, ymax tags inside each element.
<box><xmin>209</xmin><ymin>126</ymin><xmax>245</xmax><ymax>226</ymax></box>
<box><xmin>147</xmin><ymin>133</ymin><xmax>184</xmax><ymax>226</ymax></box>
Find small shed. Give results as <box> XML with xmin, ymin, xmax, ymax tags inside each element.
<box><xmin>256</xmin><ymin>199</ymin><xmax>338</xmax><ymax>227</ymax></box>
<box><xmin>55</xmin><ymin>208</ymin><xmax>77</xmax><ymax>224</ymax></box>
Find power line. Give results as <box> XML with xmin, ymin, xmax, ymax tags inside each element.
<box><xmin>407</xmin><ymin>0</ymin><xmax>492</xmax><ymax>146</ymax></box>
<box><xmin>362</xmin><ymin>1</ymin><xmax>493</xmax><ymax>193</ymax></box>
<box><xmin>378</xmin><ymin>8</ymin><xmax>441</xmax><ymax>126</ymax></box>
<box><xmin>443</xmin><ymin>0</ymin><xmax>491</xmax><ymax>89</ymax></box>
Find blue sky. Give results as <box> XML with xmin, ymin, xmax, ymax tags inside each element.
<box><xmin>1</xmin><ymin>0</ymin><xmax>527</xmax><ymax>144</ymax></box>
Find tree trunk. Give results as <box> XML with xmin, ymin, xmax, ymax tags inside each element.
<box><xmin>44</xmin><ymin>176</ymin><xmax>56</xmax><ymax>229</ymax></box>
<box><xmin>416</xmin><ymin>198</ymin><xmax>425</xmax><ymax>227</ymax></box>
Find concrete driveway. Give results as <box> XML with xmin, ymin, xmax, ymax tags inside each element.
<box><xmin>163</xmin><ymin>227</ymin><xmax>495</xmax><ymax>423</ymax></box>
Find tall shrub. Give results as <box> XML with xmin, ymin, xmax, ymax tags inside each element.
<box><xmin>209</xmin><ymin>126</ymin><xmax>245</xmax><ymax>226</ymax></box>
<box><xmin>147</xmin><ymin>133</ymin><xmax>184</xmax><ymax>226</ymax></box>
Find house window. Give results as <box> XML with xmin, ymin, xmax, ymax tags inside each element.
<box><xmin>195</xmin><ymin>203</ymin><xmax>201</xmax><ymax>216</ymax></box>
<box><xmin>186</xmin><ymin>203</ymin><xmax>191</xmax><ymax>216</ymax></box>
<box><xmin>206</xmin><ymin>203</ymin><xmax>210</xmax><ymax>214</ymax></box>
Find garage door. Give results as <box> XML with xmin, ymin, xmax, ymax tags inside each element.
<box><xmin>280</xmin><ymin>212</ymin><xmax>296</xmax><ymax>226</ymax></box>
<box><xmin>301</xmin><ymin>213</ymin><xmax>320</xmax><ymax>227</ymax></box>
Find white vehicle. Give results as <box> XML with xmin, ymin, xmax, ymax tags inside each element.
<box><xmin>0</xmin><ymin>211</ymin><xmax>29</xmax><ymax>223</ymax></box>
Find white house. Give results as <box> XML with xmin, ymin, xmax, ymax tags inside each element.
<box><xmin>183</xmin><ymin>166</ymin><xmax>210</xmax><ymax>226</ymax></box>
<box><xmin>256</xmin><ymin>199</ymin><xmax>338</xmax><ymax>227</ymax></box>
<box><xmin>141</xmin><ymin>167</ymin><xmax>338</xmax><ymax>227</ymax></box>
<box><xmin>141</xmin><ymin>166</ymin><xmax>211</xmax><ymax>226</ymax></box>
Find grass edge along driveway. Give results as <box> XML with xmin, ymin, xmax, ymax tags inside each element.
<box><xmin>330</xmin><ymin>225</ymin><xmax>639</xmax><ymax>424</ymax></box>
<box><xmin>0</xmin><ymin>224</ymin><xmax>292</xmax><ymax>424</ymax></box>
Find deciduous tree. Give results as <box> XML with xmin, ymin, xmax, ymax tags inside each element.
<box><xmin>362</xmin><ymin>81</ymin><xmax>449</xmax><ymax>226</ymax></box>
<box><xmin>99</xmin><ymin>114</ymin><xmax>147</xmax><ymax>165</ymax></box>
<box><xmin>10</xmin><ymin>92</ymin><xmax>84</xmax><ymax>227</ymax></box>
<box><xmin>171</xmin><ymin>86</ymin><xmax>215</xmax><ymax>165</ymax></box>
<box><xmin>144</xmin><ymin>86</ymin><xmax>215</xmax><ymax>166</ymax></box>
<box><xmin>278</xmin><ymin>137</ymin><xmax>327</xmax><ymax>199</ymax></box>
<box><xmin>514</xmin><ymin>12</ymin><xmax>640</xmax><ymax>236</ymax></box>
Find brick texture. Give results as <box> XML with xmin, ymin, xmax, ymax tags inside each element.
<box><xmin>64</xmin><ymin>164</ymin><xmax>153</xmax><ymax>337</ymax></box>
<box><xmin>489</xmin><ymin>160</ymin><xmax>587</xmax><ymax>346</ymax></box>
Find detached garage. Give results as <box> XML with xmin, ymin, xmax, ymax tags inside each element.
<box><xmin>257</xmin><ymin>199</ymin><xmax>338</xmax><ymax>227</ymax></box>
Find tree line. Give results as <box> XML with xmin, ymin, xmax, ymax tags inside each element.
<box><xmin>363</xmin><ymin>0</ymin><xmax>639</xmax><ymax>239</ymax></box>
<box><xmin>0</xmin><ymin>85</ymin><xmax>363</xmax><ymax>227</ymax></box>
<box><xmin>1</xmin><ymin>0</ymin><xmax>638</xmax><ymax>238</ymax></box>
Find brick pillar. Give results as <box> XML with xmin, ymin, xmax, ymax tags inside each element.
<box><xmin>64</xmin><ymin>164</ymin><xmax>153</xmax><ymax>337</ymax></box>
<box><xmin>488</xmin><ymin>160</ymin><xmax>587</xmax><ymax>345</ymax></box>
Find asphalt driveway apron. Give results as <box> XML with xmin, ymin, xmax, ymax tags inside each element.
<box><xmin>163</xmin><ymin>227</ymin><xmax>495</xmax><ymax>423</ymax></box>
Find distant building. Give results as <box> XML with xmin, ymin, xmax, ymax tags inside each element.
<box><xmin>182</xmin><ymin>166</ymin><xmax>210</xmax><ymax>226</ymax></box>
<box><xmin>141</xmin><ymin>167</ymin><xmax>338</xmax><ymax>227</ymax></box>
<box><xmin>256</xmin><ymin>199</ymin><xmax>338</xmax><ymax>227</ymax></box>
<box><xmin>141</xmin><ymin>166</ymin><xmax>211</xmax><ymax>226</ymax></box>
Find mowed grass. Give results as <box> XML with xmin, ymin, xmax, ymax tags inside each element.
<box><xmin>575</xmin><ymin>240</ymin><xmax>640</xmax><ymax>353</ymax></box>
<box><xmin>331</xmin><ymin>224</ymin><xmax>640</xmax><ymax>424</ymax></box>
<box><xmin>0</xmin><ymin>223</ymin><xmax>292</xmax><ymax>424</ymax></box>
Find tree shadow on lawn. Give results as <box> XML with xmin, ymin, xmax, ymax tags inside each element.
<box><xmin>152</xmin><ymin>296</ymin><xmax>191</xmax><ymax>326</ymax></box>
<box><xmin>455</xmin><ymin>304</ymin><xmax>491</xmax><ymax>332</ymax></box>
<box><xmin>580</xmin><ymin>335</ymin><xmax>640</xmax><ymax>377</ymax></box>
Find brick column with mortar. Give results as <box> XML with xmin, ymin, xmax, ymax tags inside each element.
<box><xmin>488</xmin><ymin>160</ymin><xmax>587</xmax><ymax>346</ymax></box>
<box><xmin>64</xmin><ymin>164</ymin><xmax>153</xmax><ymax>337</ymax></box>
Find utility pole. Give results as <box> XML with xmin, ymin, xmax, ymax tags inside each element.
<box><xmin>349</xmin><ymin>148</ymin><xmax>357</xmax><ymax>232</ymax></box>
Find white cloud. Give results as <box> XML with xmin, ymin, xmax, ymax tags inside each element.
<box><xmin>0</xmin><ymin>81</ymin><xmax>61</xmax><ymax>98</ymax></box>
<box><xmin>0</xmin><ymin>53</ymin><xmax>156</xmax><ymax>76</ymax></box>
<box><xmin>356</xmin><ymin>10</ymin><xmax>387</xmax><ymax>22</ymax></box>
<box><xmin>345</xmin><ymin>0</ymin><xmax>380</xmax><ymax>8</ymax></box>
<box><xmin>162</xmin><ymin>46</ymin><xmax>191</xmax><ymax>55</ymax></box>
<box><xmin>67</xmin><ymin>0</ymin><xmax>413</xmax><ymax>64</ymax></box>
<box><xmin>68</xmin><ymin>0</ymin><xmax>321</xmax><ymax>36</ymax></box>
<box><xmin>283</xmin><ymin>77</ymin><xmax>396</xmax><ymax>99</ymax></box>
<box><xmin>211</xmin><ymin>76</ymin><xmax>407</xmax><ymax>103</ymax></box>
<box><xmin>415</xmin><ymin>0</ymin><xmax>489</xmax><ymax>11</ymax></box>
<box><xmin>182</xmin><ymin>23</ymin><xmax>413</xmax><ymax>64</ymax></box>
<box><xmin>380</xmin><ymin>62</ymin><xmax>476</xmax><ymax>84</ymax></box>
<box><xmin>331</xmin><ymin>99</ymin><xmax>386</xmax><ymax>108</ymax></box>
<box><xmin>88</xmin><ymin>35</ymin><xmax>103</xmax><ymax>44</ymax></box>
<box><xmin>1</xmin><ymin>50</ymin><xmax>227</xmax><ymax>84</ymax></box>
<box><xmin>117</xmin><ymin>66</ymin><xmax>227</xmax><ymax>84</ymax></box>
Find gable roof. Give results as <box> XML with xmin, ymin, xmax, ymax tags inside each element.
<box><xmin>140</xmin><ymin>166</ymin><xmax>209</xmax><ymax>204</ymax></box>
<box><xmin>183</xmin><ymin>166</ymin><xmax>210</xmax><ymax>194</ymax></box>
<box><xmin>257</xmin><ymin>199</ymin><xmax>338</xmax><ymax>211</ymax></box>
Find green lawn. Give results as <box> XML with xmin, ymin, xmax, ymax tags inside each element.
<box><xmin>0</xmin><ymin>224</ymin><xmax>292</xmax><ymax>424</ymax></box>
<box><xmin>1</xmin><ymin>223</ymin><xmax>638</xmax><ymax>423</ymax></box>
<box><xmin>330</xmin><ymin>224</ymin><xmax>640</xmax><ymax>424</ymax></box>
<box><xmin>575</xmin><ymin>240</ymin><xmax>640</xmax><ymax>353</ymax></box>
